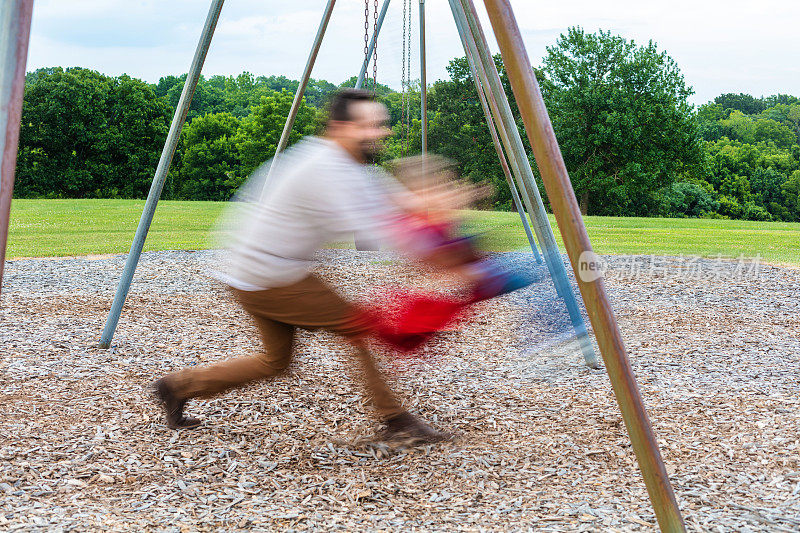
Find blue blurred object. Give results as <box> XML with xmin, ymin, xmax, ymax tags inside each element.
<box><xmin>470</xmin><ymin>257</ymin><xmax>543</xmax><ymax>302</ymax></box>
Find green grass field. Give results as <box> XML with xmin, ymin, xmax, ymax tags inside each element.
<box><xmin>7</xmin><ymin>199</ymin><xmax>800</xmax><ymax>265</ymax></box>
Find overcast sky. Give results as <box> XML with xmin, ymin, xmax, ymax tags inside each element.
<box><xmin>26</xmin><ymin>0</ymin><xmax>799</xmax><ymax>105</ymax></box>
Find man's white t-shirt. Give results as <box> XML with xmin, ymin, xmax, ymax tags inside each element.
<box><xmin>218</xmin><ymin>136</ymin><xmax>400</xmax><ymax>290</ymax></box>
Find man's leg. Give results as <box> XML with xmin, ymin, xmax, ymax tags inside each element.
<box><xmin>154</xmin><ymin>315</ymin><xmax>294</xmax><ymax>429</ymax></box>
<box><xmin>346</xmin><ymin>337</ymin><xmax>449</xmax><ymax>442</ymax></box>
<box><xmin>237</xmin><ymin>276</ymin><xmax>449</xmax><ymax>442</ymax></box>
<box><xmin>344</xmin><ymin>338</ymin><xmax>405</xmax><ymax>420</ymax></box>
<box><xmin>232</xmin><ymin>277</ymin><xmax>405</xmax><ymax>419</ymax></box>
<box><xmin>167</xmin><ymin>317</ymin><xmax>294</xmax><ymax>399</ymax></box>
<box><xmin>156</xmin><ymin>275</ymin><xmax>448</xmax><ymax>440</ymax></box>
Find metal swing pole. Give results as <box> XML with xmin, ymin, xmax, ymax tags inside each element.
<box><xmin>450</xmin><ymin>0</ymin><xmax>597</xmax><ymax>367</ymax></box>
<box><xmin>452</xmin><ymin>4</ymin><xmax>550</xmax><ymax>270</ymax></box>
<box><xmin>271</xmin><ymin>0</ymin><xmax>337</xmax><ymax>159</ymax></box>
<box><xmin>99</xmin><ymin>0</ymin><xmax>224</xmax><ymax>348</ymax></box>
<box><xmin>480</xmin><ymin>0</ymin><xmax>685</xmax><ymax>530</ymax></box>
<box><xmin>454</xmin><ymin>0</ymin><xmax>555</xmax><ymax>275</ymax></box>
<box><xmin>419</xmin><ymin>0</ymin><xmax>427</xmax><ymax>155</ymax></box>
<box><xmin>451</xmin><ymin>11</ymin><xmax>541</xmax><ymax>263</ymax></box>
<box><xmin>451</xmin><ymin>3</ymin><xmax>547</xmax><ymax>272</ymax></box>
<box><xmin>452</xmin><ymin>3</ymin><xmax>549</xmax><ymax>272</ymax></box>
<box><xmin>0</xmin><ymin>0</ymin><xmax>33</xmax><ymax>299</ymax></box>
<box><xmin>355</xmin><ymin>0</ymin><xmax>390</xmax><ymax>89</ymax></box>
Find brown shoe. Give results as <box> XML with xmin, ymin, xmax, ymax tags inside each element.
<box><xmin>381</xmin><ymin>411</ymin><xmax>451</xmax><ymax>444</ymax></box>
<box><xmin>152</xmin><ymin>378</ymin><xmax>202</xmax><ymax>430</ymax></box>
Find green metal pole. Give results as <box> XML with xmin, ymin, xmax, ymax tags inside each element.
<box><xmin>451</xmin><ymin>7</ymin><xmax>541</xmax><ymax>262</ymax></box>
<box><xmin>99</xmin><ymin>0</ymin><xmax>224</xmax><ymax>348</ymax></box>
<box><xmin>419</xmin><ymin>0</ymin><xmax>427</xmax><ymax>155</ymax></box>
<box><xmin>0</xmin><ymin>0</ymin><xmax>33</xmax><ymax>299</ymax></box>
<box><xmin>271</xmin><ymin>0</ymin><xmax>336</xmax><ymax>159</ymax></box>
<box><xmin>451</xmin><ymin>5</ymin><xmax>540</xmax><ymax>249</ymax></box>
<box><xmin>479</xmin><ymin>0</ymin><xmax>685</xmax><ymax>530</ymax></box>
<box><xmin>451</xmin><ymin>0</ymin><xmax>597</xmax><ymax>367</ymax></box>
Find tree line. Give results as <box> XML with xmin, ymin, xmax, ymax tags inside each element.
<box><xmin>13</xmin><ymin>28</ymin><xmax>800</xmax><ymax>222</ymax></box>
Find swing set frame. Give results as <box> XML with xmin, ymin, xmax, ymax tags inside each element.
<box><xmin>0</xmin><ymin>1</ymin><xmax>685</xmax><ymax>529</ymax></box>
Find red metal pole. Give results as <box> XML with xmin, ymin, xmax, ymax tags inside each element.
<box><xmin>0</xmin><ymin>0</ymin><xmax>34</xmax><ymax>299</ymax></box>
<box><xmin>477</xmin><ymin>0</ymin><xmax>685</xmax><ymax>530</ymax></box>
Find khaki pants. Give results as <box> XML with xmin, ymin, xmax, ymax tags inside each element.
<box><xmin>165</xmin><ymin>275</ymin><xmax>404</xmax><ymax>419</ymax></box>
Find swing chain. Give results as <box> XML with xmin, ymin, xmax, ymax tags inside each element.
<box><xmin>372</xmin><ymin>0</ymin><xmax>378</xmax><ymax>95</ymax></box>
<box><xmin>403</xmin><ymin>0</ymin><xmax>412</xmax><ymax>155</ymax></box>
<box><xmin>401</xmin><ymin>0</ymin><xmax>406</xmax><ymax>107</ymax></box>
<box><xmin>363</xmin><ymin>0</ymin><xmax>370</xmax><ymax>89</ymax></box>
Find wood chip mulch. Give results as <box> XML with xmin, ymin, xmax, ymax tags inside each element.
<box><xmin>1</xmin><ymin>250</ymin><xmax>798</xmax><ymax>531</ymax></box>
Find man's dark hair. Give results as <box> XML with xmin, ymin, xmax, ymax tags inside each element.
<box><xmin>326</xmin><ymin>89</ymin><xmax>375</xmax><ymax>123</ymax></box>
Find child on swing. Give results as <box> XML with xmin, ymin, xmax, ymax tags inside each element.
<box><xmin>366</xmin><ymin>155</ymin><xmax>535</xmax><ymax>352</ymax></box>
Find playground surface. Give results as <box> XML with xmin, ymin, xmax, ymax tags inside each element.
<box><xmin>1</xmin><ymin>250</ymin><xmax>799</xmax><ymax>531</ymax></box>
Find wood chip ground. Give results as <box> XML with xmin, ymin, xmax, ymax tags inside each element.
<box><xmin>1</xmin><ymin>250</ymin><xmax>799</xmax><ymax>531</ymax></box>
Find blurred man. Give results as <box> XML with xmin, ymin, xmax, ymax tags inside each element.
<box><xmin>153</xmin><ymin>89</ymin><xmax>449</xmax><ymax>443</ymax></box>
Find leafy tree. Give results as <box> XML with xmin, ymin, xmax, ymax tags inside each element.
<box><xmin>382</xmin><ymin>86</ymin><xmax>422</xmax><ymax>163</ymax></box>
<box><xmin>719</xmin><ymin>174</ymin><xmax>752</xmax><ymax>204</ymax></box>
<box><xmin>541</xmin><ymin>28</ymin><xmax>703</xmax><ymax>215</ymax></box>
<box><xmin>259</xmin><ymin>74</ymin><xmax>297</xmax><ymax>93</ymax></box>
<box><xmin>782</xmin><ymin>170</ymin><xmax>800</xmax><ymax>219</ymax></box>
<box><xmin>702</xmin><ymin>130</ymin><xmax>800</xmax><ymax>220</ymax></box>
<box><xmin>717</xmin><ymin>195</ymin><xmax>742</xmax><ymax>219</ymax></box>
<box><xmin>154</xmin><ymin>75</ymin><xmax>182</xmax><ymax>98</ymax></box>
<box><xmin>16</xmin><ymin>67</ymin><xmax>108</xmax><ymax>197</ymax></box>
<box><xmin>741</xmin><ymin>201</ymin><xmax>772</xmax><ymax>221</ymax></box>
<box><xmin>15</xmin><ymin>67</ymin><xmax>170</xmax><ymax>198</ymax></box>
<box><xmin>163</xmin><ymin>74</ymin><xmax>224</xmax><ymax>121</ymax></box>
<box><xmin>303</xmin><ymin>78</ymin><xmax>338</xmax><ymax>108</ymax></box>
<box><xmin>759</xmin><ymin>103</ymin><xmax>800</xmax><ymax>144</ymax></box>
<box><xmin>235</xmin><ymin>90</ymin><xmax>318</xmax><ymax>176</ymax></box>
<box><xmin>720</xmin><ymin>111</ymin><xmax>797</xmax><ymax>149</ymax></box>
<box><xmin>105</xmin><ymin>75</ymin><xmax>174</xmax><ymax>197</ymax></box>
<box><xmin>763</xmin><ymin>94</ymin><xmax>799</xmax><ymax>107</ymax></box>
<box><xmin>660</xmin><ymin>181</ymin><xmax>719</xmax><ymax>217</ymax></box>
<box><xmin>174</xmin><ymin>112</ymin><xmax>242</xmax><ymax>200</ymax></box>
<box><xmin>752</xmin><ymin>119</ymin><xmax>798</xmax><ymax>149</ymax></box>
<box><xmin>696</xmin><ymin>103</ymin><xmax>726</xmax><ymax>141</ymax></box>
<box><xmin>750</xmin><ymin>167</ymin><xmax>789</xmax><ymax>218</ymax></box>
<box><xmin>206</xmin><ymin>72</ymin><xmax>278</xmax><ymax>117</ymax></box>
<box><xmin>714</xmin><ymin>93</ymin><xmax>768</xmax><ymax>115</ymax></box>
<box><xmin>338</xmin><ymin>76</ymin><xmax>395</xmax><ymax>98</ymax></box>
